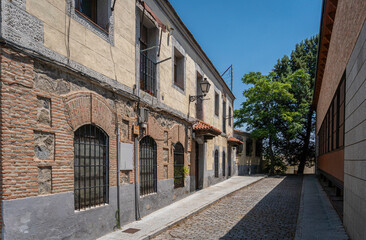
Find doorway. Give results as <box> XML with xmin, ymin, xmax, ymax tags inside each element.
<box><xmin>228</xmin><ymin>147</ymin><xmax>232</xmax><ymax>177</ymax></box>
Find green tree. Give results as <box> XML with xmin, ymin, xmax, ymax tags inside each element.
<box><xmin>234</xmin><ymin>72</ymin><xmax>300</xmax><ymax>175</ymax></box>
<box><xmin>273</xmin><ymin>36</ymin><xmax>318</xmax><ymax>173</ymax></box>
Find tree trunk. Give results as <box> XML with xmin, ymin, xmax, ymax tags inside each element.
<box><xmin>269</xmin><ymin>135</ymin><xmax>275</xmax><ymax>175</ymax></box>
<box><xmin>298</xmin><ymin>110</ymin><xmax>313</xmax><ymax>174</ymax></box>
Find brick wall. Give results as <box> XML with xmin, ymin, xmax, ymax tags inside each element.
<box><xmin>316</xmin><ymin>0</ymin><xmax>366</xmax><ymax>132</ymax></box>
<box><xmin>146</xmin><ymin>111</ymin><xmax>191</xmax><ymax>182</ymax></box>
<box><xmin>0</xmin><ymin>44</ymin><xmax>139</xmax><ymax>236</ymax></box>
<box><xmin>0</xmin><ymin>44</ymin><xmax>197</xmax><ymax>237</ymax></box>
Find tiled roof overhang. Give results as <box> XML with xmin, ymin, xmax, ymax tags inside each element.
<box><xmin>312</xmin><ymin>0</ymin><xmax>339</xmax><ymax>109</ymax></box>
<box><xmin>228</xmin><ymin>137</ymin><xmax>243</xmax><ymax>146</ymax></box>
<box><xmin>193</xmin><ymin>120</ymin><xmax>222</xmax><ymax>136</ymax></box>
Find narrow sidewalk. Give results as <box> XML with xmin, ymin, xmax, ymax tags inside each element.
<box><xmin>98</xmin><ymin>175</ymin><xmax>264</xmax><ymax>240</ymax></box>
<box><xmin>295</xmin><ymin>175</ymin><xmax>348</xmax><ymax>240</ymax></box>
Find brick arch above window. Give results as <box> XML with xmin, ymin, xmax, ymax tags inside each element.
<box><xmin>63</xmin><ymin>91</ymin><xmax>115</xmax><ymax>136</ymax></box>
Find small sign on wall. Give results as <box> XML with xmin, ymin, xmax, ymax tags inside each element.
<box><xmin>119</xmin><ymin>142</ymin><xmax>133</xmax><ymax>170</ymax></box>
<box><xmin>133</xmin><ymin>125</ymin><xmax>139</xmax><ymax>135</ymax></box>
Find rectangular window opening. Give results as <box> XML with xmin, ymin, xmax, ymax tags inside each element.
<box><xmin>75</xmin><ymin>0</ymin><xmax>110</xmax><ymax>32</ymax></box>
<box><xmin>174</xmin><ymin>48</ymin><xmax>184</xmax><ymax>90</ymax></box>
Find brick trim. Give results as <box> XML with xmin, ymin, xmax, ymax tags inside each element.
<box><xmin>63</xmin><ymin>91</ymin><xmax>116</xmax><ymax>136</ymax></box>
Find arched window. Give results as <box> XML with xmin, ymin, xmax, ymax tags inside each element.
<box><xmin>140</xmin><ymin>136</ymin><xmax>157</xmax><ymax>195</ymax></box>
<box><xmin>222</xmin><ymin>151</ymin><xmax>226</xmax><ymax>177</ymax></box>
<box><xmin>214</xmin><ymin>150</ymin><xmax>219</xmax><ymax>178</ymax></box>
<box><xmin>174</xmin><ymin>142</ymin><xmax>185</xmax><ymax>188</ymax></box>
<box><xmin>74</xmin><ymin>124</ymin><xmax>109</xmax><ymax>210</ymax></box>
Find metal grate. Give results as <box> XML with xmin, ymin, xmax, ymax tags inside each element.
<box><xmin>222</xmin><ymin>151</ymin><xmax>226</xmax><ymax>177</ymax></box>
<box><xmin>140</xmin><ymin>136</ymin><xmax>157</xmax><ymax>196</ymax></box>
<box><xmin>214</xmin><ymin>150</ymin><xmax>219</xmax><ymax>178</ymax></box>
<box><xmin>140</xmin><ymin>52</ymin><xmax>156</xmax><ymax>96</ymax></box>
<box><xmin>174</xmin><ymin>142</ymin><xmax>185</xmax><ymax>188</ymax></box>
<box><xmin>74</xmin><ymin>124</ymin><xmax>109</xmax><ymax>210</ymax></box>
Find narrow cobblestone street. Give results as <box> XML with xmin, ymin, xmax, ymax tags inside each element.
<box><xmin>153</xmin><ymin>176</ymin><xmax>302</xmax><ymax>240</ymax></box>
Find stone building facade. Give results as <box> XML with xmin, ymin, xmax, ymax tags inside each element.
<box><xmin>0</xmin><ymin>0</ymin><xmax>237</xmax><ymax>239</ymax></box>
<box><xmin>233</xmin><ymin>129</ymin><xmax>262</xmax><ymax>175</ymax></box>
<box><xmin>313</xmin><ymin>0</ymin><xmax>366</xmax><ymax>239</ymax></box>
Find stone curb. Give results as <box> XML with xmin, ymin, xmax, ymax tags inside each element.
<box><xmin>142</xmin><ymin>176</ymin><xmax>266</xmax><ymax>240</ymax></box>
<box><xmin>294</xmin><ymin>175</ymin><xmax>305</xmax><ymax>240</ymax></box>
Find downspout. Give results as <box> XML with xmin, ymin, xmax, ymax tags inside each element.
<box><xmin>116</xmin><ymin>125</ymin><xmax>121</xmax><ymax>228</ymax></box>
<box><xmin>134</xmin><ymin>110</ymin><xmax>141</xmax><ymax>220</ymax></box>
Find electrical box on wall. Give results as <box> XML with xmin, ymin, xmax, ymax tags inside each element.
<box><xmin>119</xmin><ymin>142</ymin><xmax>133</xmax><ymax>170</ymax></box>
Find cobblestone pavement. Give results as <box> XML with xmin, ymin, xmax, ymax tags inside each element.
<box><xmin>153</xmin><ymin>176</ymin><xmax>303</xmax><ymax>240</ymax></box>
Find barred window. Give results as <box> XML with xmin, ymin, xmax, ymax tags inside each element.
<box><xmin>140</xmin><ymin>136</ymin><xmax>157</xmax><ymax>196</ymax></box>
<box><xmin>222</xmin><ymin>151</ymin><xmax>226</xmax><ymax>177</ymax></box>
<box><xmin>214</xmin><ymin>150</ymin><xmax>219</xmax><ymax>178</ymax></box>
<box><xmin>74</xmin><ymin>124</ymin><xmax>109</xmax><ymax>210</ymax></box>
<box><xmin>174</xmin><ymin>142</ymin><xmax>185</xmax><ymax>188</ymax></box>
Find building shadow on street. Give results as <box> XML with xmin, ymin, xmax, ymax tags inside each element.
<box><xmin>220</xmin><ymin>175</ymin><xmax>303</xmax><ymax>240</ymax></box>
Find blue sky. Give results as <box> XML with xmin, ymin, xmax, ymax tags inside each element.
<box><xmin>169</xmin><ymin>0</ymin><xmax>322</xmax><ymax>113</ymax></box>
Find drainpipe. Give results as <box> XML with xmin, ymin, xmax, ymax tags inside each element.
<box><xmin>134</xmin><ymin>126</ymin><xmax>141</xmax><ymax>220</ymax></box>
<box><xmin>134</xmin><ymin>82</ymin><xmax>141</xmax><ymax>220</ymax></box>
<box><xmin>116</xmin><ymin>127</ymin><xmax>121</xmax><ymax>228</ymax></box>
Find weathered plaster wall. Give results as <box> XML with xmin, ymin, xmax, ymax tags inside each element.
<box><xmin>25</xmin><ymin>0</ymin><xmax>136</xmax><ymax>88</ymax></box>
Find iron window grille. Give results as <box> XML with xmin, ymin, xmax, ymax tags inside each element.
<box><xmin>140</xmin><ymin>25</ymin><xmax>156</xmax><ymax>96</ymax></box>
<box><xmin>214</xmin><ymin>150</ymin><xmax>219</xmax><ymax>178</ymax></box>
<box><xmin>140</xmin><ymin>52</ymin><xmax>157</xmax><ymax>96</ymax></box>
<box><xmin>222</xmin><ymin>151</ymin><xmax>226</xmax><ymax>177</ymax></box>
<box><xmin>74</xmin><ymin>124</ymin><xmax>109</xmax><ymax>210</ymax></box>
<box><xmin>140</xmin><ymin>136</ymin><xmax>157</xmax><ymax>196</ymax></box>
<box><xmin>174</xmin><ymin>142</ymin><xmax>185</xmax><ymax>188</ymax></box>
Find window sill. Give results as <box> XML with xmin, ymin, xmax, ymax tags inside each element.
<box><xmin>174</xmin><ymin>82</ymin><xmax>184</xmax><ymax>91</ymax></box>
<box><xmin>74</xmin><ymin>203</ymin><xmax>109</xmax><ymax>213</ymax></box>
<box><xmin>140</xmin><ymin>192</ymin><xmax>157</xmax><ymax>198</ymax></box>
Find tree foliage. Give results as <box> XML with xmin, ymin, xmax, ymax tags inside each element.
<box><xmin>234</xmin><ymin>35</ymin><xmax>318</xmax><ymax>174</ymax></box>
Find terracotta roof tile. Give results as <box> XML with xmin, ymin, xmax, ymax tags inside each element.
<box><xmin>193</xmin><ymin>120</ymin><xmax>222</xmax><ymax>135</ymax></box>
<box><xmin>228</xmin><ymin>136</ymin><xmax>243</xmax><ymax>145</ymax></box>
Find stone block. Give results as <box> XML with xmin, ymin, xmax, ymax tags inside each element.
<box><xmin>120</xmin><ymin>120</ymin><xmax>129</xmax><ymax>139</ymax></box>
<box><xmin>37</xmin><ymin>96</ymin><xmax>51</xmax><ymax>126</ymax></box>
<box><xmin>164</xmin><ymin>165</ymin><xmax>168</xmax><ymax>179</ymax></box>
<box><xmin>38</xmin><ymin>166</ymin><xmax>52</xmax><ymax>194</ymax></box>
<box><xmin>164</xmin><ymin>131</ymin><xmax>168</xmax><ymax>145</ymax></box>
<box><xmin>163</xmin><ymin>148</ymin><xmax>169</xmax><ymax>163</ymax></box>
<box><xmin>34</xmin><ymin>131</ymin><xmax>55</xmax><ymax>160</ymax></box>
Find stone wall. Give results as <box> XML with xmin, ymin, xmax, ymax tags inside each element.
<box><xmin>343</xmin><ymin>20</ymin><xmax>366</xmax><ymax>240</ymax></box>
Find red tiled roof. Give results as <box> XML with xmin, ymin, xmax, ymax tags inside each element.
<box><xmin>228</xmin><ymin>137</ymin><xmax>243</xmax><ymax>145</ymax></box>
<box><xmin>193</xmin><ymin>120</ymin><xmax>222</xmax><ymax>135</ymax></box>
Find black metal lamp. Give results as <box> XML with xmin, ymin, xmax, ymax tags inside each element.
<box><xmin>189</xmin><ymin>78</ymin><xmax>211</xmax><ymax>102</ymax></box>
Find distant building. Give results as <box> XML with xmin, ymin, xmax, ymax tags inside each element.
<box><xmin>313</xmin><ymin>0</ymin><xmax>366</xmax><ymax>239</ymax></box>
<box><xmin>233</xmin><ymin>129</ymin><xmax>262</xmax><ymax>175</ymax></box>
